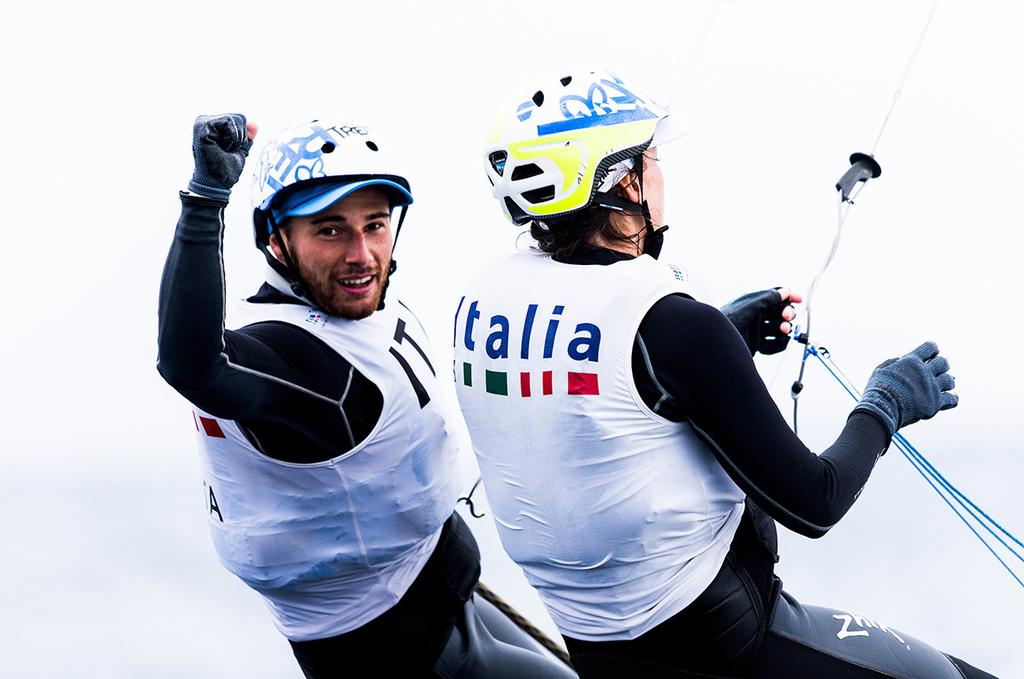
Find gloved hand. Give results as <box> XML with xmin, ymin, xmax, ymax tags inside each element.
<box><xmin>854</xmin><ymin>341</ymin><xmax>958</xmax><ymax>438</ymax></box>
<box><xmin>188</xmin><ymin>113</ymin><xmax>254</xmax><ymax>201</ymax></box>
<box><xmin>721</xmin><ymin>288</ymin><xmax>797</xmax><ymax>355</ymax></box>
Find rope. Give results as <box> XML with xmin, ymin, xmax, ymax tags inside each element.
<box><xmin>790</xmin><ymin>2</ymin><xmax>942</xmax><ymax>432</ymax></box>
<box><xmin>474</xmin><ymin>581</ymin><xmax>574</xmax><ymax>668</ymax></box>
<box><xmin>870</xmin><ymin>0</ymin><xmax>942</xmax><ymax>155</ymax></box>
<box><xmin>666</xmin><ymin>0</ymin><xmax>727</xmax><ymax>107</ymax></box>
<box><xmin>457</xmin><ymin>477</ymin><xmax>486</xmax><ymax>518</ymax></box>
<box><xmin>805</xmin><ymin>343</ymin><xmax>1024</xmax><ymax>590</ymax></box>
<box><xmin>792</xmin><ymin>185</ymin><xmax>867</xmax><ymax>434</ymax></box>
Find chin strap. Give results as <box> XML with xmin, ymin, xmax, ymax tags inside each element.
<box><xmin>259</xmin><ymin>203</ymin><xmax>410</xmax><ymax>310</ymax></box>
<box><xmin>377</xmin><ymin>204</ymin><xmax>409</xmax><ymax>310</ymax></box>
<box><xmin>262</xmin><ymin>211</ymin><xmax>308</xmax><ymax>298</ymax></box>
<box><xmin>593</xmin><ymin>152</ymin><xmax>670</xmax><ymax>259</ymax></box>
<box><xmin>378</xmin><ymin>259</ymin><xmax>397</xmax><ymax>311</ymax></box>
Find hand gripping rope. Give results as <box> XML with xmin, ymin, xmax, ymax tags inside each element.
<box><xmin>789</xmin><ymin>153</ymin><xmax>880</xmax><ymax>434</ymax></box>
<box><xmin>790</xmin><ymin>0</ymin><xmax>941</xmax><ymax>434</ymax></box>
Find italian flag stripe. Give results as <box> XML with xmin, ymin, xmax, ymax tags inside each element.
<box><xmin>194</xmin><ymin>412</ymin><xmax>226</xmax><ymax>438</ymax></box>
<box><xmin>568</xmin><ymin>372</ymin><xmax>599</xmax><ymax>396</ymax></box>
<box><xmin>520</xmin><ymin>372</ymin><xmax>531</xmax><ymax>397</ymax></box>
<box><xmin>485</xmin><ymin>370</ymin><xmax>508</xmax><ymax>396</ymax></box>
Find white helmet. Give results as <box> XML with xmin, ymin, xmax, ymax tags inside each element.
<box><xmin>250</xmin><ymin>119</ymin><xmax>412</xmax><ymax>247</ymax></box>
<box><xmin>485</xmin><ymin>70</ymin><xmax>684</xmax><ymax>226</ymax></box>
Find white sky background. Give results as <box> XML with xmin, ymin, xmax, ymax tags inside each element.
<box><xmin>1</xmin><ymin>0</ymin><xmax>1022</xmax><ymax>676</ymax></box>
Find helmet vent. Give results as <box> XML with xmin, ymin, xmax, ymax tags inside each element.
<box><xmin>488</xmin><ymin>151</ymin><xmax>507</xmax><ymax>176</ymax></box>
<box><xmin>366</xmin><ymin>140</ymin><xmax>379</xmax><ymax>151</ymax></box>
<box><xmin>560</xmin><ymin>76</ymin><xmax>572</xmax><ymax>86</ymax></box>
<box><xmin>532</xmin><ymin>90</ymin><xmax>545</xmax><ymax>107</ymax></box>
<box><xmin>321</xmin><ymin>142</ymin><xmax>336</xmax><ymax>153</ymax></box>
<box><xmin>510</xmin><ymin>163</ymin><xmax>543</xmax><ymax>181</ymax></box>
<box><xmin>522</xmin><ymin>185</ymin><xmax>555</xmax><ymax>204</ymax></box>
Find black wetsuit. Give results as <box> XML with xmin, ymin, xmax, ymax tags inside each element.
<box><xmin>554</xmin><ymin>247</ymin><xmax>996</xmax><ymax>679</ymax></box>
<box><xmin>158</xmin><ymin>194</ymin><xmax>576</xmax><ymax>679</ymax></box>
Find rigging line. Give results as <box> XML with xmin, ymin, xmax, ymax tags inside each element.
<box><xmin>457</xmin><ymin>476</ymin><xmax>486</xmax><ymax>518</ymax></box>
<box><xmin>791</xmin><ymin>2</ymin><xmax>939</xmax><ymax>432</ymax></box>
<box><xmin>474</xmin><ymin>582</ymin><xmax>574</xmax><ymax>667</ymax></box>
<box><xmin>897</xmin><ymin>447</ymin><xmax>1024</xmax><ymax>566</ymax></box>
<box><xmin>871</xmin><ymin>0</ymin><xmax>942</xmax><ymax>155</ymax></box>
<box><xmin>820</xmin><ymin>350</ymin><xmax>860</xmax><ymax>398</ymax></box>
<box><xmin>896</xmin><ymin>433</ymin><xmax>1024</xmax><ymax>556</ymax></box>
<box><xmin>799</xmin><ymin>0</ymin><xmax>941</xmax><ymax>334</ymax></box>
<box><xmin>667</xmin><ymin>0</ymin><xmax>727</xmax><ymax>106</ymax></box>
<box><xmin>819</xmin><ymin>345</ymin><xmax>1024</xmax><ymax>551</ymax></box>
<box><xmin>816</xmin><ymin>349</ymin><xmax>1024</xmax><ymax>556</ymax></box>
<box><xmin>803</xmin><ymin>185</ymin><xmax>865</xmax><ymax>335</ymax></box>
<box><xmin>891</xmin><ymin>435</ymin><xmax>1024</xmax><ymax>590</ymax></box>
<box><xmin>809</xmin><ymin>349</ymin><xmax>1024</xmax><ymax>579</ymax></box>
<box><xmin>791</xmin><ymin>184</ymin><xmax>867</xmax><ymax>433</ymax></box>
<box><xmin>819</xmin><ymin>354</ymin><xmax>1023</xmax><ymax>561</ymax></box>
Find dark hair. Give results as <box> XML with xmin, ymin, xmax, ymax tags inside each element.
<box><xmin>529</xmin><ymin>174</ymin><xmax>644</xmax><ymax>258</ymax></box>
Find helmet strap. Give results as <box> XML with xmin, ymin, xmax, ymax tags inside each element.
<box><xmin>263</xmin><ymin>211</ymin><xmax>308</xmax><ymax>298</ymax></box>
<box><xmin>377</xmin><ymin>203</ymin><xmax>409</xmax><ymax>310</ymax></box>
<box><xmin>594</xmin><ymin>153</ymin><xmax>670</xmax><ymax>259</ymax></box>
<box><xmin>635</xmin><ymin>152</ymin><xmax>669</xmax><ymax>259</ymax></box>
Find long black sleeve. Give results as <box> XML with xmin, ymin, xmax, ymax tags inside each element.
<box><xmin>157</xmin><ymin>192</ymin><xmax>383</xmax><ymax>463</ymax></box>
<box><xmin>636</xmin><ymin>295</ymin><xmax>890</xmax><ymax>538</ymax></box>
<box><xmin>157</xmin><ymin>193</ymin><xmax>233</xmax><ymax>399</ymax></box>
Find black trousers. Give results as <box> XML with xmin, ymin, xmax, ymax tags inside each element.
<box><xmin>563</xmin><ymin>506</ymin><xmax>998</xmax><ymax>679</ymax></box>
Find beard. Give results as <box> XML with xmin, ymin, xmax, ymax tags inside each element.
<box><xmin>293</xmin><ymin>255</ymin><xmax>392</xmax><ymax>321</ymax></box>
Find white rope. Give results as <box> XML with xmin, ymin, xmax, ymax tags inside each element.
<box><xmin>870</xmin><ymin>0</ymin><xmax>942</xmax><ymax>155</ymax></box>
<box><xmin>666</xmin><ymin>0</ymin><xmax>728</xmax><ymax>106</ymax></box>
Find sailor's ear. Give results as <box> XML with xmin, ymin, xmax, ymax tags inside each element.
<box><xmin>617</xmin><ymin>171</ymin><xmax>642</xmax><ymax>203</ymax></box>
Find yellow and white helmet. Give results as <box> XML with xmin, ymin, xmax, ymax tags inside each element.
<box><xmin>485</xmin><ymin>70</ymin><xmax>684</xmax><ymax>225</ymax></box>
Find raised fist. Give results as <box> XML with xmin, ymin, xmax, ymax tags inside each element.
<box><xmin>188</xmin><ymin>113</ymin><xmax>257</xmax><ymax>201</ymax></box>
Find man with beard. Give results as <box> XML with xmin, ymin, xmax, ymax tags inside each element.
<box><xmin>157</xmin><ymin>114</ymin><xmax>576</xmax><ymax>679</ymax></box>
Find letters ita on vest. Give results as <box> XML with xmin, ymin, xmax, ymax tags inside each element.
<box><xmin>192</xmin><ymin>291</ymin><xmax>459</xmax><ymax>641</ymax></box>
<box><xmin>453</xmin><ymin>249</ymin><xmax>745</xmax><ymax>641</ymax></box>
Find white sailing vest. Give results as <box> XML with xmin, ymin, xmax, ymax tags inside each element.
<box><xmin>453</xmin><ymin>249</ymin><xmax>745</xmax><ymax>641</ymax></box>
<box><xmin>192</xmin><ymin>293</ymin><xmax>458</xmax><ymax>641</ymax></box>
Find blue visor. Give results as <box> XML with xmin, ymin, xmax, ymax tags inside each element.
<box><xmin>270</xmin><ymin>179</ymin><xmax>413</xmax><ymax>223</ymax></box>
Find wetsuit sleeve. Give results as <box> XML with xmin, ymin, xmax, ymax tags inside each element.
<box><xmin>637</xmin><ymin>295</ymin><xmax>891</xmax><ymax>538</ymax></box>
<box><xmin>157</xmin><ymin>192</ymin><xmax>280</xmax><ymax>418</ymax></box>
<box><xmin>157</xmin><ymin>193</ymin><xmax>382</xmax><ymax>462</ymax></box>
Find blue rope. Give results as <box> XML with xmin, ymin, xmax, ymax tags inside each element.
<box><xmin>888</xmin><ymin>436</ymin><xmax>1024</xmax><ymax>589</ymax></box>
<box><xmin>811</xmin><ymin>350</ymin><xmax>1024</xmax><ymax>560</ymax></box>
<box><xmin>888</xmin><ymin>436</ymin><xmax>1024</xmax><ymax>588</ymax></box>
<box><xmin>805</xmin><ymin>346</ymin><xmax>1024</xmax><ymax>587</ymax></box>
<box><xmin>894</xmin><ymin>432</ymin><xmax>1024</xmax><ymax>556</ymax></box>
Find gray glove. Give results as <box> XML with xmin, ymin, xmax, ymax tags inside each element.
<box><xmin>188</xmin><ymin>113</ymin><xmax>252</xmax><ymax>201</ymax></box>
<box><xmin>854</xmin><ymin>341</ymin><xmax>958</xmax><ymax>438</ymax></box>
<box><xmin>721</xmin><ymin>288</ymin><xmax>791</xmax><ymax>355</ymax></box>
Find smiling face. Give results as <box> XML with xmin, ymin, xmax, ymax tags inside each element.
<box><xmin>269</xmin><ymin>187</ymin><xmax>393</xmax><ymax>320</ymax></box>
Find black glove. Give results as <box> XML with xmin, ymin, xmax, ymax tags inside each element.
<box><xmin>854</xmin><ymin>341</ymin><xmax>958</xmax><ymax>438</ymax></box>
<box><xmin>721</xmin><ymin>288</ymin><xmax>792</xmax><ymax>355</ymax></box>
<box><xmin>188</xmin><ymin>113</ymin><xmax>252</xmax><ymax>201</ymax></box>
